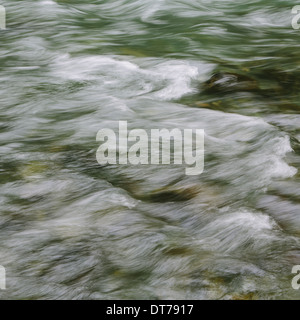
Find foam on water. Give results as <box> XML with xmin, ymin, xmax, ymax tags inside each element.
<box><xmin>197</xmin><ymin>209</ymin><xmax>279</xmax><ymax>254</ymax></box>
<box><xmin>51</xmin><ymin>54</ymin><xmax>213</xmax><ymax>100</ymax></box>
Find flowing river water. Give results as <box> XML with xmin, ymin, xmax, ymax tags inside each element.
<box><xmin>0</xmin><ymin>0</ymin><xmax>300</xmax><ymax>299</ymax></box>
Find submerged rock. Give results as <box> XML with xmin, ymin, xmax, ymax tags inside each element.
<box><xmin>202</xmin><ymin>72</ymin><xmax>258</xmax><ymax>94</ymax></box>
<box><xmin>145</xmin><ymin>186</ymin><xmax>198</xmax><ymax>203</ymax></box>
<box><xmin>121</xmin><ymin>184</ymin><xmax>200</xmax><ymax>203</ymax></box>
<box><xmin>231</xmin><ymin>292</ymin><xmax>257</xmax><ymax>300</ymax></box>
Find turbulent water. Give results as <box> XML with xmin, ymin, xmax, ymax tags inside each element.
<box><xmin>0</xmin><ymin>0</ymin><xmax>300</xmax><ymax>299</ymax></box>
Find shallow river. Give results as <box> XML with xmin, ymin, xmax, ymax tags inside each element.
<box><xmin>0</xmin><ymin>0</ymin><xmax>300</xmax><ymax>299</ymax></box>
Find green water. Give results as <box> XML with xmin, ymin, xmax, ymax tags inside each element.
<box><xmin>0</xmin><ymin>0</ymin><xmax>300</xmax><ymax>299</ymax></box>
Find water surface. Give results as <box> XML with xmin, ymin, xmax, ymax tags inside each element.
<box><xmin>0</xmin><ymin>0</ymin><xmax>300</xmax><ymax>299</ymax></box>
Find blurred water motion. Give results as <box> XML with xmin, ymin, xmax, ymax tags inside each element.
<box><xmin>0</xmin><ymin>0</ymin><xmax>300</xmax><ymax>299</ymax></box>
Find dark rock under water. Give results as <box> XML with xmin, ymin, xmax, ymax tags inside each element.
<box><xmin>202</xmin><ymin>72</ymin><xmax>259</xmax><ymax>94</ymax></box>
